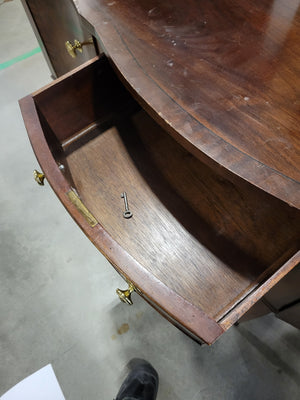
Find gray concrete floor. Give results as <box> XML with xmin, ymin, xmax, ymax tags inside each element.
<box><xmin>0</xmin><ymin>1</ymin><xmax>300</xmax><ymax>399</ymax></box>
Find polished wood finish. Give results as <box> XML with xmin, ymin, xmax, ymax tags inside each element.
<box><xmin>22</xmin><ymin>0</ymin><xmax>98</xmax><ymax>77</ymax></box>
<box><xmin>77</xmin><ymin>0</ymin><xmax>300</xmax><ymax>208</ymax></box>
<box><xmin>19</xmin><ymin>55</ymin><xmax>300</xmax><ymax>343</ymax></box>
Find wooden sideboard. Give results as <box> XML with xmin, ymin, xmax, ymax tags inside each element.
<box><xmin>20</xmin><ymin>0</ymin><xmax>300</xmax><ymax>344</ymax></box>
<box><xmin>21</xmin><ymin>0</ymin><xmax>99</xmax><ymax>77</ymax></box>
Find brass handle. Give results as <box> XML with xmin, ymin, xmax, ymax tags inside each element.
<box><xmin>65</xmin><ymin>38</ymin><xmax>93</xmax><ymax>58</ymax></box>
<box><xmin>33</xmin><ymin>170</ymin><xmax>45</xmax><ymax>186</ymax></box>
<box><xmin>116</xmin><ymin>282</ymin><xmax>135</xmax><ymax>305</ymax></box>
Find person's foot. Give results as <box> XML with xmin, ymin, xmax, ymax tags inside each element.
<box><xmin>115</xmin><ymin>358</ymin><xmax>159</xmax><ymax>400</ymax></box>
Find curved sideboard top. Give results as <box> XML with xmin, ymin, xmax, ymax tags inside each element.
<box><xmin>77</xmin><ymin>0</ymin><xmax>300</xmax><ymax>208</ymax></box>
<box><xmin>19</xmin><ymin>1</ymin><xmax>300</xmax><ymax>344</ymax></box>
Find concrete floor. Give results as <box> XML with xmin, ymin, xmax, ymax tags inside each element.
<box><xmin>0</xmin><ymin>1</ymin><xmax>300</xmax><ymax>399</ymax></box>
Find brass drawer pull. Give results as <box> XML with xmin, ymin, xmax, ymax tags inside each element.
<box><xmin>33</xmin><ymin>170</ymin><xmax>45</xmax><ymax>185</ymax></box>
<box><xmin>65</xmin><ymin>38</ymin><xmax>93</xmax><ymax>58</ymax></box>
<box><xmin>116</xmin><ymin>282</ymin><xmax>135</xmax><ymax>305</ymax></box>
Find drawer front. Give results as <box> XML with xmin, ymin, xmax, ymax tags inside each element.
<box><xmin>19</xmin><ymin>56</ymin><xmax>300</xmax><ymax>344</ymax></box>
<box><xmin>22</xmin><ymin>0</ymin><xmax>98</xmax><ymax>77</ymax></box>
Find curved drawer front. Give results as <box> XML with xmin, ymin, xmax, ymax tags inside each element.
<box><xmin>19</xmin><ymin>56</ymin><xmax>300</xmax><ymax>344</ymax></box>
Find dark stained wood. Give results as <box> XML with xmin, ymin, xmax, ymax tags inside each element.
<box><xmin>264</xmin><ymin>264</ymin><xmax>300</xmax><ymax>311</ymax></box>
<box><xmin>19</xmin><ymin>56</ymin><xmax>300</xmax><ymax>343</ymax></box>
<box><xmin>220</xmin><ymin>252</ymin><xmax>300</xmax><ymax>329</ymax></box>
<box><xmin>77</xmin><ymin>0</ymin><xmax>300</xmax><ymax>208</ymax></box>
<box><xmin>237</xmin><ymin>263</ymin><xmax>300</xmax><ymax>325</ymax></box>
<box><xmin>19</xmin><ymin>108</ymin><xmax>224</xmax><ymax>345</ymax></box>
<box><xmin>237</xmin><ymin>300</ymin><xmax>271</xmax><ymax>323</ymax></box>
<box><xmin>32</xmin><ymin>57</ymin><xmax>137</xmax><ymax>142</ymax></box>
<box><xmin>23</xmin><ymin>0</ymin><xmax>98</xmax><ymax>77</ymax></box>
<box><xmin>20</xmin><ymin>0</ymin><xmax>56</xmax><ymax>78</ymax></box>
<box><xmin>276</xmin><ymin>303</ymin><xmax>300</xmax><ymax>329</ymax></box>
<box><xmin>60</xmin><ymin>111</ymin><xmax>299</xmax><ymax>321</ymax></box>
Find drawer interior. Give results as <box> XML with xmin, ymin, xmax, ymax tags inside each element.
<box><xmin>32</xmin><ymin>57</ymin><xmax>300</xmax><ymax>321</ymax></box>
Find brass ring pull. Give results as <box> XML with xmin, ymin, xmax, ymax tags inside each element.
<box><xmin>33</xmin><ymin>170</ymin><xmax>45</xmax><ymax>186</ymax></box>
<box><xmin>65</xmin><ymin>38</ymin><xmax>93</xmax><ymax>58</ymax></box>
<box><xmin>116</xmin><ymin>282</ymin><xmax>135</xmax><ymax>305</ymax></box>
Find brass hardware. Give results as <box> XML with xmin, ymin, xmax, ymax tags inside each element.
<box><xmin>116</xmin><ymin>282</ymin><xmax>135</xmax><ymax>305</ymax></box>
<box><xmin>33</xmin><ymin>170</ymin><xmax>45</xmax><ymax>185</ymax></box>
<box><xmin>67</xmin><ymin>190</ymin><xmax>98</xmax><ymax>227</ymax></box>
<box><xmin>65</xmin><ymin>38</ymin><xmax>93</xmax><ymax>58</ymax></box>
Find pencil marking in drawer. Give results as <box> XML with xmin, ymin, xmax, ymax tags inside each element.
<box><xmin>67</xmin><ymin>190</ymin><xmax>98</xmax><ymax>227</ymax></box>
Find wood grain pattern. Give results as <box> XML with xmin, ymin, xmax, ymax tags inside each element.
<box><xmin>19</xmin><ymin>56</ymin><xmax>300</xmax><ymax>342</ymax></box>
<box><xmin>24</xmin><ymin>0</ymin><xmax>98</xmax><ymax>77</ymax></box>
<box><xmin>76</xmin><ymin>0</ymin><xmax>300</xmax><ymax>208</ymax></box>
<box><xmin>63</xmin><ymin>113</ymin><xmax>299</xmax><ymax>320</ymax></box>
<box><xmin>20</xmin><ymin>90</ymin><xmax>224</xmax><ymax>345</ymax></box>
<box><xmin>219</xmin><ymin>251</ymin><xmax>300</xmax><ymax>328</ymax></box>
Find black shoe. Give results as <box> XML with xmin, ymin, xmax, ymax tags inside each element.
<box><xmin>115</xmin><ymin>358</ymin><xmax>159</xmax><ymax>400</ymax></box>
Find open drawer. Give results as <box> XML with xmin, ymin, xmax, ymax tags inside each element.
<box><xmin>19</xmin><ymin>56</ymin><xmax>300</xmax><ymax>344</ymax></box>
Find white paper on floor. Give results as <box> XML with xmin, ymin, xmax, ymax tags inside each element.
<box><xmin>1</xmin><ymin>364</ymin><xmax>65</xmax><ymax>400</ymax></box>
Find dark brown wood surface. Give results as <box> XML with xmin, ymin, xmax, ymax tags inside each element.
<box><xmin>19</xmin><ymin>57</ymin><xmax>300</xmax><ymax>343</ymax></box>
<box><xmin>264</xmin><ymin>264</ymin><xmax>300</xmax><ymax>311</ymax></box>
<box><xmin>220</xmin><ymin>252</ymin><xmax>300</xmax><ymax>329</ymax></box>
<box><xmin>237</xmin><ymin>265</ymin><xmax>300</xmax><ymax>323</ymax></box>
<box><xmin>76</xmin><ymin>0</ymin><xmax>300</xmax><ymax>208</ymax></box>
<box><xmin>63</xmin><ymin>116</ymin><xmax>299</xmax><ymax>321</ymax></box>
<box><xmin>23</xmin><ymin>0</ymin><xmax>98</xmax><ymax>77</ymax></box>
<box><xmin>20</xmin><ymin>0</ymin><xmax>56</xmax><ymax>78</ymax></box>
<box><xmin>237</xmin><ymin>300</ymin><xmax>271</xmax><ymax>323</ymax></box>
<box><xmin>276</xmin><ymin>303</ymin><xmax>300</xmax><ymax>329</ymax></box>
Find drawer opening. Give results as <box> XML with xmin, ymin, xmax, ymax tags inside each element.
<box><xmin>31</xmin><ymin>56</ymin><xmax>300</xmax><ymax>321</ymax></box>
